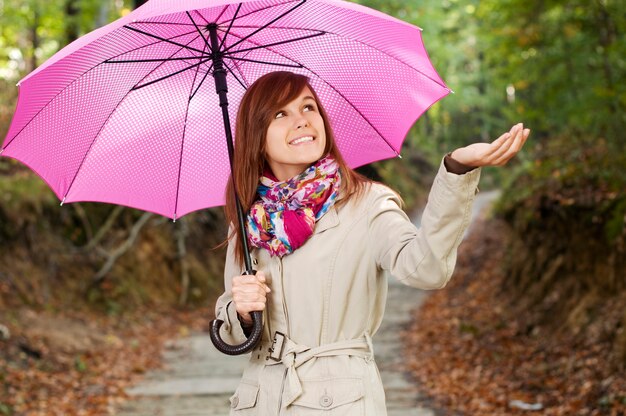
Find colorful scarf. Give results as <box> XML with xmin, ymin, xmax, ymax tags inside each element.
<box><xmin>246</xmin><ymin>154</ymin><xmax>342</xmax><ymax>258</ymax></box>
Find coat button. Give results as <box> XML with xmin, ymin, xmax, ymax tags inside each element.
<box><xmin>319</xmin><ymin>394</ymin><xmax>333</xmax><ymax>408</ymax></box>
<box><xmin>252</xmin><ymin>258</ymin><xmax>258</xmax><ymax>265</ymax></box>
<box><xmin>231</xmin><ymin>395</ymin><xmax>239</xmax><ymax>408</ymax></box>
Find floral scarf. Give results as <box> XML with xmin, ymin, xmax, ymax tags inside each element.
<box><xmin>246</xmin><ymin>154</ymin><xmax>342</xmax><ymax>257</ymax></box>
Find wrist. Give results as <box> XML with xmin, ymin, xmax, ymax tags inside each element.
<box><xmin>445</xmin><ymin>150</ymin><xmax>476</xmax><ymax>174</ymax></box>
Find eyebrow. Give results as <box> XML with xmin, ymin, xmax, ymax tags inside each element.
<box><xmin>276</xmin><ymin>96</ymin><xmax>316</xmax><ymax>112</ymax></box>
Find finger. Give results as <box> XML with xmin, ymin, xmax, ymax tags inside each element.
<box><xmin>513</xmin><ymin>128</ymin><xmax>530</xmax><ymax>152</ymax></box>
<box><xmin>489</xmin><ymin>124</ymin><xmax>521</xmax><ymax>161</ymax></box>
<box><xmin>484</xmin><ymin>124</ymin><xmax>520</xmax><ymax>157</ymax></box>
<box><xmin>485</xmin><ymin>131</ymin><xmax>511</xmax><ymax>156</ymax></box>
<box><xmin>255</xmin><ymin>272</ymin><xmax>271</xmax><ymax>292</ymax></box>
<box><xmin>239</xmin><ymin>303</ymin><xmax>265</xmax><ymax>315</ymax></box>
<box><xmin>235</xmin><ymin>289</ymin><xmax>267</xmax><ymax>303</ymax></box>
<box><xmin>244</xmin><ymin>299</ymin><xmax>267</xmax><ymax>310</ymax></box>
<box><xmin>243</xmin><ymin>283</ymin><xmax>267</xmax><ymax>294</ymax></box>
<box><xmin>494</xmin><ymin>125</ymin><xmax>525</xmax><ymax>164</ymax></box>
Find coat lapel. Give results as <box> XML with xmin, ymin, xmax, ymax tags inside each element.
<box><xmin>313</xmin><ymin>205</ymin><xmax>340</xmax><ymax>234</ymax></box>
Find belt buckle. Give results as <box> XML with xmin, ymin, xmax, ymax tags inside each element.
<box><xmin>267</xmin><ymin>331</ymin><xmax>286</xmax><ymax>362</ymax></box>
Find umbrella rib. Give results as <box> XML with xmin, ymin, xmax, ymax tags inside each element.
<box><xmin>216</xmin><ymin>0</ymin><xmax>301</xmax><ymax>27</ymax></box>
<box><xmin>328</xmin><ymin>30</ymin><xmax>451</xmax><ymax>92</ymax></box>
<box><xmin>107</xmin><ymin>56</ymin><xmax>208</xmax><ymax>63</ymax></box>
<box><xmin>189</xmin><ymin>63</ymin><xmax>214</xmax><ymax>100</ymax></box>
<box><xmin>185</xmin><ymin>11</ymin><xmax>212</xmax><ymax>54</ymax></box>
<box><xmin>216</xmin><ymin>31</ymin><xmax>251</xmax><ymax>90</ymax></box>
<box><xmin>227</xmin><ymin>24</ymin><xmax>325</xmax><ymax>32</ymax></box>
<box><xmin>218</xmin><ymin>2</ymin><xmax>243</xmax><ymax>51</ymax></box>
<box><xmin>223</xmin><ymin>55</ymin><xmax>302</xmax><ymax>69</ymax></box>
<box><xmin>220</xmin><ymin>30</ymin><xmax>399</xmax><ymax>156</ymax></box>
<box><xmin>223</xmin><ymin>0</ymin><xmax>307</xmax><ymax>54</ymax></box>
<box><xmin>174</xmin><ymin>46</ymin><xmax>205</xmax><ymax>220</ymax></box>
<box><xmin>128</xmin><ymin>21</ymin><xmax>195</xmax><ymax>26</ymax></box>
<box><xmin>222</xmin><ymin>61</ymin><xmax>247</xmax><ymax>90</ymax></box>
<box><xmin>103</xmin><ymin>29</ymin><xmax>203</xmax><ymax>63</ymax></box>
<box><xmin>4</xmin><ymin>32</ymin><xmax>205</xmax><ymax>154</ymax></box>
<box><xmin>190</xmin><ymin>41</ymin><xmax>213</xmax><ymax>101</ymax></box>
<box><xmin>131</xmin><ymin>57</ymin><xmax>213</xmax><ymax>91</ymax></box>
<box><xmin>210</xmin><ymin>6</ymin><xmax>228</xmax><ymax>24</ymax></box>
<box><xmin>63</xmin><ymin>35</ymin><xmax>203</xmax><ymax>202</ymax></box>
<box><xmin>222</xmin><ymin>31</ymin><xmax>325</xmax><ymax>56</ymax></box>
<box><xmin>2</xmin><ymin>31</ymin><xmax>202</xmax><ymax>152</ymax></box>
<box><xmin>123</xmin><ymin>25</ymin><xmax>208</xmax><ymax>55</ymax></box>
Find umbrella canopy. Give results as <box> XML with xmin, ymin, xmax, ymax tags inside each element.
<box><xmin>1</xmin><ymin>0</ymin><xmax>451</xmax><ymax>221</ymax></box>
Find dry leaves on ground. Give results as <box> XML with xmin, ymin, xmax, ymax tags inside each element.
<box><xmin>403</xmin><ymin>215</ymin><xmax>626</xmax><ymax>416</ymax></box>
<box><xmin>0</xmin><ymin>306</ymin><xmax>212</xmax><ymax>416</ymax></box>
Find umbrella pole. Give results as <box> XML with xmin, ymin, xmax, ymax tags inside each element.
<box><xmin>206</xmin><ymin>23</ymin><xmax>263</xmax><ymax>355</ymax></box>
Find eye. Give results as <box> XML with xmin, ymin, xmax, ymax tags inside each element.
<box><xmin>304</xmin><ymin>104</ymin><xmax>316</xmax><ymax>111</ymax></box>
<box><xmin>274</xmin><ymin>111</ymin><xmax>285</xmax><ymax>119</ymax></box>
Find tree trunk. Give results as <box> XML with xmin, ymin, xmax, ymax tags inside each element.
<box><xmin>29</xmin><ymin>2</ymin><xmax>40</xmax><ymax>72</ymax></box>
<box><xmin>64</xmin><ymin>0</ymin><xmax>80</xmax><ymax>45</ymax></box>
<box><xmin>95</xmin><ymin>1</ymin><xmax>110</xmax><ymax>28</ymax></box>
<box><xmin>134</xmin><ymin>0</ymin><xmax>149</xmax><ymax>9</ymax></box>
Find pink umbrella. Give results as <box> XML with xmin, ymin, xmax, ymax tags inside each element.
<box><xmin>1</xmin><ymin>0</ymin><xmax>451</xmax><ymax>354</ymax></box>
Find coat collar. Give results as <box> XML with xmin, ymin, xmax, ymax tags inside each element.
<box><xmin>313</xmin><ymin>205</ymin><xmax>339</xmax><ymax>234</ymax></box>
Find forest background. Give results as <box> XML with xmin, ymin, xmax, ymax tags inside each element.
<box><xmin>0</xmin><ymin>0</ymin><xmax>624</xmax><ymax>414</ymax></box>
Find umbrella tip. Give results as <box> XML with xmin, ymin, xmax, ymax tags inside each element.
<box><xmin>397</xmin><ymin>153</ymin><xmax>402</xmax><ymax>159</ymax></box>
<box><xmin>173</xmin><ymin>214</ymin><xmax>177</xmax><ymax>223</ymax></box>
<box><xmin>60</xmin><ymin>197</ymin><xmax>66</xmax><ymax>206</ymax></box>
<box><xmin>449</xmin><ymin>88</ymin><xmax>455</xmax><ymax>94</ymax></box>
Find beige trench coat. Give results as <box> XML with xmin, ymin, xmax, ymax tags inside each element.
<box><xmin>215</xmin><ymin>154</ymin><xmax>482</xmax><ymax>415</ymax></box>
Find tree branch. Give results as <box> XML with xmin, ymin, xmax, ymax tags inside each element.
<box><xmin>176</xmin><ymin>218</ymin><xmax>190</xmax><ymax>306</ymax></box>
<box><xmin>86</xmin><ymin>212</ymin><xmax>153</xmax><ymax>293</ymax></box>
<box><xmin>82</xmin><ymin>205</ymin><xmax>124</xmax><ymax>252</ymax></box>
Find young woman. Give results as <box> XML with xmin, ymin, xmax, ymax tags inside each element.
<box><xmin>215</xmin><ymin>71</ymin><xmax>530</xmax><ymax>415</ymax></box>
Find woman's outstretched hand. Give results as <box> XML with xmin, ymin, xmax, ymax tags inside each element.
<box><xmin>450</xmin><ymin>123</ymin><xmax>531</xmax><ymax>168</ymax></box>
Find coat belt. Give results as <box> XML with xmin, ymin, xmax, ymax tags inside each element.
<box><xmin>260</xmin><ymin>331</ymin><xmax>376</xmax><ymax>409</ymax></box>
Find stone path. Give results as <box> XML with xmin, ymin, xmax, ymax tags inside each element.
<box><xmin>116</xmin><ymin>190</ymin><xmax>500</xmax><ymax>416</ymax></box>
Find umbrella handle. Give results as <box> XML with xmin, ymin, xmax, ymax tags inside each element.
<box><xmin>209</xmin><ymin>270</ymin><xmax>264</xmax><ymax>355</ymax></box>
<box><xmin>209</xmin><ymin>311</ymin><xmax>263</xmax><ymax>355</ymax></box>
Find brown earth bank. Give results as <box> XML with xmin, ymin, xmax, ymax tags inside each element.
<box><xmin>0</xmin><ymin>305</ymin><xmax>214</xmax><ymax>416</ymax></box>
<box><xmin>403</xmin><ymin>214</ymin><xmax>626</xmax><ymax>416</ymax></box>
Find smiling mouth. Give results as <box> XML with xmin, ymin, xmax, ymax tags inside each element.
<box><xmin>289</xmin><ymin>136</ymin><xmax>316</xmax><ymax>145</ymax></box>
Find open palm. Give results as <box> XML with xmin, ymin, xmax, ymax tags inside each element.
<box><xmin>451</xmin><ymin>123</ymin><xmax>531</xmax><ymax>168</ymax></box>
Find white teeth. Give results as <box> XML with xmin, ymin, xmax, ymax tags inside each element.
<box><xmin>290</xmin><ymin>136</ymin><xmax>314</xmax><ymax>145</ymax></box>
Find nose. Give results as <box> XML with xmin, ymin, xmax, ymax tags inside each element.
<box><xmin>295</xmin><ymin>114</ymin><xmax>309</xmax><ymax>129</ymax></box>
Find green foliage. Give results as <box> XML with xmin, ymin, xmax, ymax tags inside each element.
<box><xmin>494</xmin><ymin>133</ymin><xmax>626</xmax><ymax>247</ymax></box>
<box><xmin>0</xmin><ymin>402</ymin><xmax>12</xmax><ymax>416</ymax></box>
<box><xmin>0</xmin><ymin>0</ymin><xmax>134</xmax><ymax>81</ymax></box>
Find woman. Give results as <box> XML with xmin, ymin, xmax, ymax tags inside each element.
<box><xmin>215</xmin><ymin>71</ymin><xmax>530</xmax><ymax>415</ymax></box>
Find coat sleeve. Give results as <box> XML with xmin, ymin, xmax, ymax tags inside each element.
<box><xmin>214</xmin><ymin>226</ymin><xmax>249</xmax><ymax>345</ymax></box>
<box><xmin>367</xmin><ymin>154</ymin><xmax>482</xmax><ymax>289</ymax></box>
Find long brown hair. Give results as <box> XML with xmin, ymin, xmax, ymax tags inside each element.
<box><xmin>217</xmin><ymin>71</ymin><xmax>376</xmax><ymax>268</ymax></box>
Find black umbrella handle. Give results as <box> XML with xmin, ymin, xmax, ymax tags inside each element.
<box><xmin>209</xmin><ymin>269</ymin><xmax>264</xmax><ymax>355</ymax></box>
<box><xmin>209</xmin><ymin>312</ymin><xmax>262</xmax><ymax>355</ymax></box>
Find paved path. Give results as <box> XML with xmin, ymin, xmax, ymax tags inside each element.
<box><xmin>116</xmin><ymin>190</ymin><xmax>500</xmax><ymax>416</ymax></box>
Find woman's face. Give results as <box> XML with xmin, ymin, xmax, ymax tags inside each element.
<box><xmin>264</xmin><ymin>86</ymin><xmax>327</xmax><ymax>181</ymax></box>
